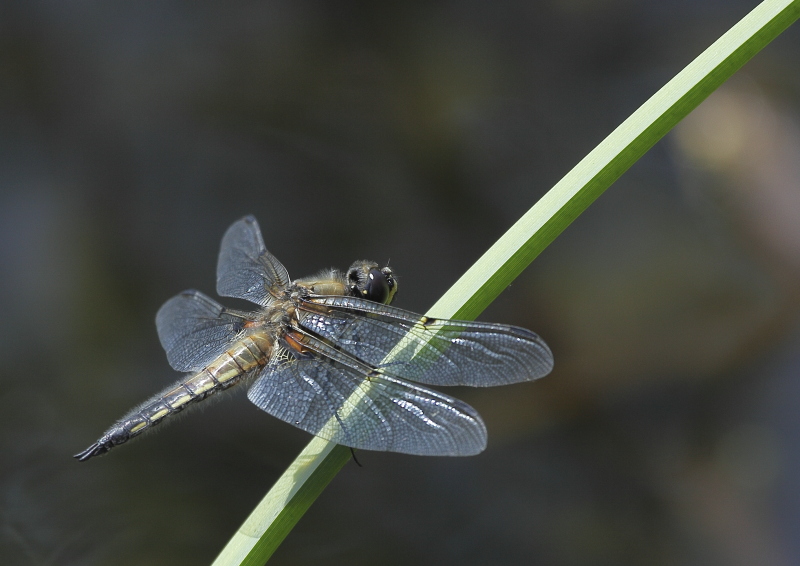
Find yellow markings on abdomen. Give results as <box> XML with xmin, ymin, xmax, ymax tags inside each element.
<box><xmin>185</xmin><ymin>374</ymin><xmax>216</xmax><ymax>396</ymax></box>
<box><xmin>164</xmin><ymin>390</ymin><xmax>193</xmax><ymax>410</ymax></box>
<box><xmin>123</xmin><ymin>331</ymin><xmax>273</xmax><ymax>438</ymax></box>
<box><xmin>129</xmin><ymin>421</ymin><xmax>147</xmax><ymax>434</ymax></box>
<box><xmin>203</xmin><ymin>331</ymin><xmax>271</xmax><ymax>385</ymax></box>
<box><xmin>150</xmin><ymin>408</ymin><xmax>170</xmax><ymax>421</ymax></box>
<box><xmin>205</xmin><ymin>355</ymin><xmax>240</xmax><ymax>384</ymax></box>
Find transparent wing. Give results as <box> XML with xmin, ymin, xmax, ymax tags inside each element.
<box><xmin>247</xmin><ymin>332</ymin><xmax>487</xmax><ymax>456</ymax></box>
<box><xmin>216</xmin><ymin>215</ymin><xmax>291</xmax><ymax>306</ymax></box>
<box><xmin>156</xmin><ymin>289</ymin><xmax>252</xmax><ymax>372</ymax></box>
<box><xmin>300</xmin><ymin>296</ymin><xmax>554</xmax><ymax>387</ymax></box>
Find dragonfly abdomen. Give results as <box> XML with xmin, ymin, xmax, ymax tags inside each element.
<box><xmin>74</xmin><ymin>332</ymin><xmax>272</xmax><ymax>461</ymax></box>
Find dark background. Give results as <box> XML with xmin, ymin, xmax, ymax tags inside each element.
<box><xmin>3</xmin><ymin>1</ymin><xmax>800</xmax><ymax>565</ymax></box>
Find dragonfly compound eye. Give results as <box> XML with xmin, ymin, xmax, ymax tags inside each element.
<box><xmin>363</xmin><ymin>268</ymin><xmax>391</xmax><ymax>304</ymax></box>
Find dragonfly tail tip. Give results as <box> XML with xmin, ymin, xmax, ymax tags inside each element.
<box><xmin>73</xmin><ymin>441</ymin><xmax>108</xmax><ymax>462</ymax></box>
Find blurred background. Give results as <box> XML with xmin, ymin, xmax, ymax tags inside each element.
<box><xmin>2</xmin><ymin>1</ymin><xmax>800</xmax><ymax>564</ymax></box>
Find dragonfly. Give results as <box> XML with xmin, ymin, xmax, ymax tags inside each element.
<box><xmin>75</xmin><ymin>216</ymin><xmax>553</xmax><ymax>460</ymax></box>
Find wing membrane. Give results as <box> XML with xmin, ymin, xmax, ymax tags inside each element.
<box><xmin>300</xmin><ymin>296</ymin><xmax>554</xmax><ymax>387</ymax></box>
<box><xmin>247</xmin><ymin>332</ymin><xmax>487</xmax><ymax>456</ymax></box>
<box><xmin>156</xmin><ymin>289</ymin><xmax>251</xmax><ymax>372</ymax></box>
<box><xmin>216</xmin><ymin>215</ymin><xmax>291</xmax><ymax>306</ymax></box>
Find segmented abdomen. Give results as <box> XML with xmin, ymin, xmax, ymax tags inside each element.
<box><xmin>74</xmin><ymin>332</ymin><xmax>273</xmax><ymax>461</ymax></box>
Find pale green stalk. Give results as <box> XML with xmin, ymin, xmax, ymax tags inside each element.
<box><xmin>213</xmin><ymin>1</ymin><xmax>800</xmax><ymax>564</ymax></box>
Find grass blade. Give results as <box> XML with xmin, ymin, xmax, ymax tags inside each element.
<box><xmin>212</xmin><ymin>1</ymin><xmax>800</xmax><ymax>564</ymax></box>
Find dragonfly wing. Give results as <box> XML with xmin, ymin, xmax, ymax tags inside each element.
<box><xmin>216</xmin><ymin>215</ymin><xmax>291</xmax><ymax>306</ymax></box>
<box><xmin>300</xmin><ymin>296</ymin><xmax>553</xmax><ymax>387</ymax></box>
<box><xmin>247</xmin><ymin>332</ymin><xmax>487</xmax><ymax>456</ymax></box>
<box><xmin>156</xmin><ymin>289</ymin><xmax>251</xmax><ymax>372</ymax></box>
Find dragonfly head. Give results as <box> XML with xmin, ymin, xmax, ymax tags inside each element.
<box><xmin>347</xmin><ymin>261</ymin><xmax>397</xmax><ymax>305</ymax></box>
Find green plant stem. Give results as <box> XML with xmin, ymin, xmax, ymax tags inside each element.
<box><xmin>212</xmin><ymin>1</ymin><xmax>800</xmax><ymax>564</ymax></box>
